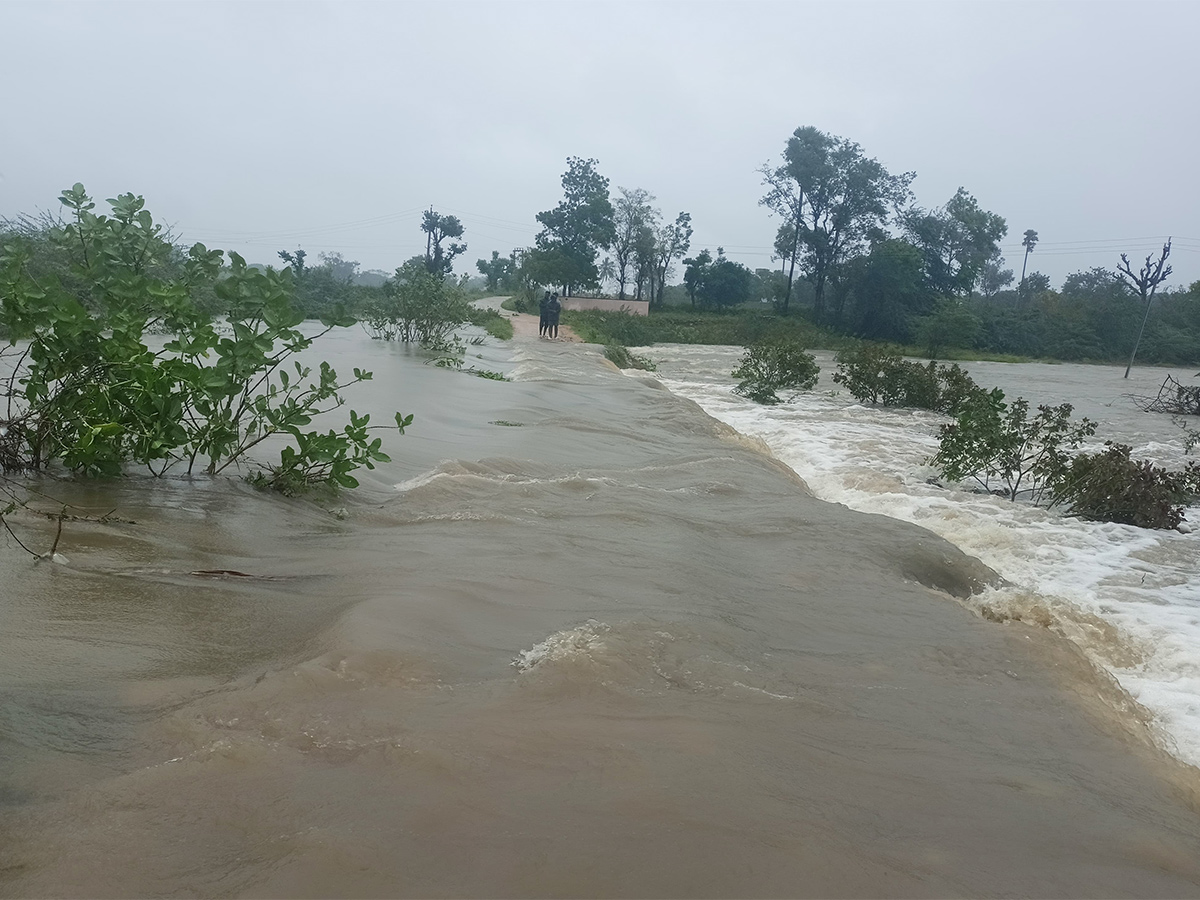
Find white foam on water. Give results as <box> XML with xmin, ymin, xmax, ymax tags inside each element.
<box><xmin>513</xmin><ymin>620</ymin><xmax>611</xmax><ymax>672</ymax></box>
<box><xmin>396</xmin><ymin>464</ymin><xmax>616</xmax><ymax>494</ymax></box>
<box><xmin>647</xmin><ymin>347</ymin><xmax>1200</xmax><ymax>768</ymax></box>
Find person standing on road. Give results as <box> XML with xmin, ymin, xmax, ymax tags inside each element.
<box><xmin>538</xmin><ymin>291</ymin><xmax>552</xmax><ymax>337</ymax></box>
<box><xmin>547</xmin><ymin>293</ymin><xmax>562</xmax><ymax>339</ymax></box>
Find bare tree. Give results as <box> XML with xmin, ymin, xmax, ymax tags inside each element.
<box><xmin>1118</xmin><ymin>238</ymin><xmax>1172</xmax><ymax>378</ymax></box>
<box><xmin>610</xmin><ymin>187</ymin><xmax>656</xmax><ymax>300</ymax></box>
<box><xmin>759</xmin><ymin>169</ymin><xmax>804</xmax><ymax>315</ymax></box>
<box><xmin>648</xmin><ymin>212</ymin><xmax>693</xmax><ymax>309</ymax></box>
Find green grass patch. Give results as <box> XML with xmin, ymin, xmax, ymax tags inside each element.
<box><xmin>563</xmin><ymin>308</ymin><xmax>852</xmax><ymax>349</ymax></box>
<box><xmin>468</xmin><ymin>307</ymin><xmax>515</xmax><ymax>341</ymax></box>
<box><xmin>891</xmin><ymin>343</ymin><xmax>1034</xmax><ymax>364</ymax></box>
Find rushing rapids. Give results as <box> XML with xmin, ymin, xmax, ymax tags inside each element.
<box><xmin>645</xmin><ymin>345</ymin><xmax>1200</xmax><ymax>770</ymax></box>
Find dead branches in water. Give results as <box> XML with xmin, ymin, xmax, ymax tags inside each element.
<box><xmin>1135</xmin><ymin>375</ymin><xmax>1200</xmax><ymax>416</ymax></box>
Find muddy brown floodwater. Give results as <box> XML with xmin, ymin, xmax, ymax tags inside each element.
<box><xmin>1</xmin><ymin>318</ymin><xmax>1199</xmax><ymax>897</ymax></box>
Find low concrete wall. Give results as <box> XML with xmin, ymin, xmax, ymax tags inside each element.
<box><xmin>561</xmin><ymin>297</ymin><xmax>649</xmax><ymax>316</ymax></box>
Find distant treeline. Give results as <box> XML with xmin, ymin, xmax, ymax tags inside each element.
<box><xmin>745</xmin><ymin>264</ymin><xmax>1200</xmax><ymax>365</ymax></box>
<box><xmin>6</xmin><ymin>123</ymin><xmax>1198</xmax><ymax>367</ymax></box>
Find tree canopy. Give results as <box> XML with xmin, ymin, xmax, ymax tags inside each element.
<box><xmin>420</xmin><ymin>208</ymin><xmax>466</xmax><ymax>278</ymax></box>
<box><xmin>532</xmin><ymin>157</ymin><xmax>615</xmax><ymax>295</ymax></box>
<box><xmin>903</xmin><ymin>187</ymin><xmax>1007</xmax><ymax>297</ymax></box>
<box><xmin>761</xmin><ymin>126</ymin><xmax>914</xmax><ymax>321</ymax></box>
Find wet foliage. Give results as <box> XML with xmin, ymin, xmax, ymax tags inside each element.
<box><xmin>1051</xmin><ymin>442</ymin><xmax>1200</xmax><ymax>530</ymax></box>
<box><xmin>833</xmin><ymin>344</ymin><xmax>983</xmax><ymax>414</ymax></box>
<box><xmin>603</xmin><ymin>344</ymin><xmax>657</xmax><ymax>371</ymax></box>
<box><xmin>0</xmin><ymin>185</ymin><xmax>407</xmax><ymax>492</ymax></box>
<box><xmin>931</xmin><ymin>392</ymin><xmax>1097</xmax><ymax>505</ymax></box>
<box><xmin>731</xmin><ymin>337</ymin><xmax>819</xmax><ymax>405</ymax></box>
<box><xmin>361</xmin><ymin>259</ymin><xmax>472</xmax><ymax>346</ymax></box>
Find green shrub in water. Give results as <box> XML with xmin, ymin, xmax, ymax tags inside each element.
<box><xmin>0</xmin><ymin>184</ymin><xmax>408</xmax><ymax>493</ymax></box>
<box><xmin>1051</xmin><ymin>442</ymin><xmax>1200</xmax><ymax>529</ymax></box>
<box><xmin>833</xmin><ymin>344</ymin><xmax>983</xmax><ymax>414</ymax></box>
<box><xmin>603</xmin><ymin>344</ymin><xmax>657</xmax><ymax>371</ymax></box>
<box><xmin>731</xmin><ymin>337</ymin><xmax>819</xmax><ymax>405</ymax></box>
<box><xmin>931</xmin><ymin>391</ymin><xmax>1097</xmax><ymax>504</ymax></box>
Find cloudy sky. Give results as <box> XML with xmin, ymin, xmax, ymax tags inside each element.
<box><xmin>3</xmin><ymin>0</ymin><xmax>1198</xmax><ymax>288</ymax></box>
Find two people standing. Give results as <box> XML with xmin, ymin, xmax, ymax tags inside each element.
<box><xmin>538</xmin><ymin>291</ymin><xmax>562</xmax><ymax>339</ymax></box>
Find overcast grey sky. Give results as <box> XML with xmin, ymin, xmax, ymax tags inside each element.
<box><xmin>3</xmin><ymin>0</ymin><xmax>1198</xmax><ymax>288</ymax></box>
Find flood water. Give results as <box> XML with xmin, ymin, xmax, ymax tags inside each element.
<box><xmin>646</xmin><ymin>345</ymin><xmax>1200</xmax><ymax>770</ymax></box>
<box><xmin>2</xmin><ymin>322</ymin><xmax>1200</xmax><ymax>897</ymax></box>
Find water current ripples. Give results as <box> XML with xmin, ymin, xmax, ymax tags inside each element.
<box><xmin>640</xmin><ymin>344</ymin><xmax>1200</xmax><ymax>767</ymax></box>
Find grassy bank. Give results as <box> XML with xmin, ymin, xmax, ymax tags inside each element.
<box><xmin>468</xmin><ymin>307</ymin><xmax>514</xmax><ymax>341</ymax></box>
<box><xmin>504</xmin><ymin>300</ymin><xmax>1041</xmax><ymax>362</ymax></box>
<box><xmin>562</xmin><ymin>308</ymin><xmax>853</xmax><ymax>349</ymax></box>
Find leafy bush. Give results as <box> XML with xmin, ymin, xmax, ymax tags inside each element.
<box><xmin>930</xmin><ymin>391</ymin><xmax>1097</xmax><ymax>503</ymax></box>
<box><xmin>731</xmin><ymin>337</ymin><xmax>820</xmax><ymax>404</ymax></box>
<box><xmin>0</xmin><ymin>184</ymin><xmax>406</xmax><ymax>493</ymax></box>
<box><xmin>361</xmin><ymin>260</ymin><xmax>472</xmax><ymax>346</ymax></box>
<box><xmin>1174</xmin><ymin>415</ymin><xmax>1200</xmax><ymax>455</ymax></box>
<box><xmin>833</xmin><ymin>343</ymin><xmax>983</xmax><ymax>414</ymax></box>
<box><xmin>913</xmin><ymin>298</ymin><xmax>982</xmax><ymax>358</ymax></box>
<box><xmin>247</xmin><ymin>409</ymin><xmax>407</xmax><ymax>495</ymax></box>
<box><xmin>937</xmin><ymin>362</ymin><xmax>985</xmax><ymax>416</ymax></box>
<box><xmin>603</xmin><ymin>344</ymin><xmax>657</xmax><ymax>371</ymax></box>
<box><xmin>1051</xmin><ymin>442</ymin><xmax>1200</xmax><ymax>529</ymax></box>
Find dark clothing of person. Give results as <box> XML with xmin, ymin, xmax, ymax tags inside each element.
<box><xmin>538</xmin><ymin>294</ymin><xmax>551</xmax><ymax>337</ymax></box>
<box><xmin>547</xmin><ymin>298</ymin><xmax>562</xmax><ymax>338</ymax></box>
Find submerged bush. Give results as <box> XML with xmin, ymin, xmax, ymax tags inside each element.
<box><xmin>931</xmin><ymin>391</ymin><xmax>1097</xmax><ymax>504</ymax></box>
<box><xmin>731</xmin><ymin>337</ymin><xmax>819</xmax><ymax>405</ymax></box>
<box><xmin>1051</xmin><ymin>442</ymin><xmax>1200</xmax><ymax>529</ymax></box>
<box><xmin>833</xmin><ymin>344</ymin><xmax>983</xmax><ymax>414</ymax></box>
<box><xmin>0</xmin><ymin>184</ymin><xmax>407</xmax><ymax>493</ymax></box>
<box><xmin>362</xmin><ymin>260</ymin><xmax>472</xmax><ymax>345</ymax></box>
<box><xmin>603</xmin><ymin>344</ymin><xmax>657</xmax><ymax>371</ymax></box>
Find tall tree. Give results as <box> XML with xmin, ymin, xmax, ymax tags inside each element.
<box><xmin>476</xmin><ymin>250</ymin><xmax>512</xmax><ymax>292</ymax></box>
<box><xmin>759</xmin><ymin>172</ymin><xmax>804</xmax><ymax>314</ymax></box>
<box><xmin>979</xmin><ymin>251</ymin><xmax>1014</xmax><ymax>298</ymax></box>
<box><xmin>597</xmin><ymin>257</ymin><xmax>616</xmax><ymax>293</ymax></box>
<box><xmin>533</xmin><ymin>157</ymin><xmax>615</xmax><ymax>296</ymax></box>
<box><xmin>318</xmin><ymin>251</ymin><xmax>359</xmax><ymax>284</ymax></box>
<box><xmin>1118</xmin><ymin>239</ymin><xmax>1173</xmax><ymax>378</ymax></box>
<box><xmin>903</xmin><ymin>188</ymin><xmax>1007</xmax><ymax>297</ymax></box>
<box><xmin>648</xmin><ymin>211</ymin><xmax>693</xmax><ymax>309</ymax></box>
<box><xmin>277</xmin><ymin>248</ymin><xmax>307</xmax><ymax>276</ymax></box>
<box><xmin>698</xmin><ymin>249</ymin><xmax>753</xmax><ymax>310</ymax></box>
<box><xmin>846</xmin><ymin>238</ymin><xmax>928</xmax><ymax>342</ymax></box>
<box><xmin>682</xmin><ymin>249</ymin><xmax>713</xmax><ymax>308</ymax></box>
<box><xmin>633</xmin><ymin>223</ymin><xmax>657</xmax><ymax>301</ymax></box>
<box><xmin>420</xmin><ymin>208</ymin><xmax>466</xmax><ymax>278</ymax></box>
<box><xmin>1018</xmin><ymin>229</ymin><xmax>1039</xmax><ymax>305</ymax></box>
<box><xmin>761</xmin><ymin>126</ymin><xmax>914</xmax><ymax>321</ymax></box>
<box><xmin>610</xmin><ymin>187</ymin><xmax>656</xmax><ymax>300</ymax></box>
